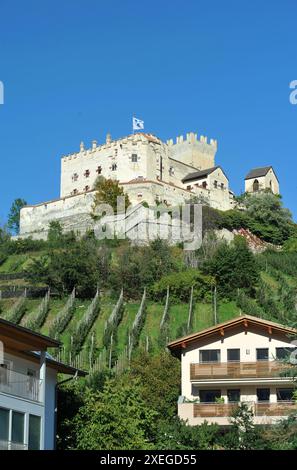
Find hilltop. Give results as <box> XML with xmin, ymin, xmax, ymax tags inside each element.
<box><xmin>0</xmin><ymin>191</ymin><xmax>297</xmax><ymax>373</ymax></box>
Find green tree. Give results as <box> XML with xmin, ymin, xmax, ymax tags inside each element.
<box><xmin>130</xmin><ymin>352</ymin><xmax>180</xmax><ymax>422</ymax></box>
<box><xmin>155</xmin><ymin>418</ymin><xmax>219</xmax><ymax>450</ymax></box>
<box><xmin>244</xmin><ymin>192</ymin><xmax>293</xmax><ymax>244</ymax></box>
<box><xmin>204</xmin><ymin>236</ymin><xmax>259</xmax><ymax>298</ymax></box>
<box><xmin>74</xmin><ymin>377</ymin><xmax>157</xmax><ymax>450</ymax></box>
<box><xmin>7</xmin><ymin>198</ymin><xmax>27</xmax><ymax>234</ymax></box>
<box><xmin>221</xmin><ymin>402</ymin><xmax>265</xmax><ymax>450</ymax></box>
<box><xmin>47</xmin><ymin>220</ymin><xmax>64</xmax><ymax>246</ymax></box>
<box><xmin>92</xmin><ymin>176</ymin><xmax>130</xmax><ymax>217</ymax></box>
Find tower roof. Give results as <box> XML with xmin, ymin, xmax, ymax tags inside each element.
<box><xmin>245</xmin><ymin>166</ymin><xmax>277</xmax><ymax>181</ymax></box>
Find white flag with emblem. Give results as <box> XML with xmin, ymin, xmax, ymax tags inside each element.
<box><xmin>133</xmin><ymin>116</ymin><xmax>144</xmax><ymax>131</ymax></box>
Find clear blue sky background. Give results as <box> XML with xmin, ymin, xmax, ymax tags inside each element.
<box><xmin>0</xmin><ymin>0</ymin><xmax>297</xmax><ymax>223</ymax></box>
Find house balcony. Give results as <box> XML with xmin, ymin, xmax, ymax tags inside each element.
<box><xmin>190</xmin><ymin>361</ymin><xmax>291</xmax><ymax>382</ymax></box>
<box><xmin>0</xmin><ymin>439</ymin><xmax>28</xmax><ymax>450</ymax></box>
<box><xmin>178</xmin><ymin>399</ymin><xmax>297</xmax><ymax>426</ymax></box>
<box><xmin>0</xmin><ymin>368</ymin><xmax>42</xmax><ymax>403</ymax></box>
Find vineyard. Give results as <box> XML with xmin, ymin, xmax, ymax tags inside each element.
<box><xmin>1</xmin><ymin>242</ymin><xmax>296</xmax><ymax>376</ymax></box>
<box><xmin>0</xmin><ymin>273</ymin><xmax>240</xmax><ymax>375</ymax></box>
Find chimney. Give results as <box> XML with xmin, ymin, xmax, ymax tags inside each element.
<box><xmin>80</xmin><ymin>141</ymin><xmax>85</xmax><ymax>152</ymax></box>
<box><xmin>92</xmin><ymin>140</ymin><xmax>97</xmax><ymax>150</ymax></box>
<box><xmin>106</xmin><ymin>133</ymin><xmax>112</xmax><ymax>144</ymax></box>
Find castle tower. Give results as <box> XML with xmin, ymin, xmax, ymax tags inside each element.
<box><xmin>168</xmin><ymin>132</ymin><xmax>217</xmax><ymax>170</ymax></box>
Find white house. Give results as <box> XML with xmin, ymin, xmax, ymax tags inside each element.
<box><xmin>245</xmin><ymin>166</ymin><xmax>279</xmax><ymax>195</ymax></box>
<box><xmin>0</xmin><ymin>318</ymin><xmax>86</xmax><ymax>450</ymax></box>
<box><xmin>168</xmin><ymin>315</ymin><xmax>297</xmax><ymax>426</ymax></box>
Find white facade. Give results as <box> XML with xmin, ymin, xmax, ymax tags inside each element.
<box><xmin>245</xmin><ymin>167</ymin><xmax>280</xmax><ymax>195</ymax></box>
<box><xmin>19</xmin><ymin>131</ymin><xmax>235</xmax><ymax>239</ymax></box>
<box><xmin>0</xmin><ymin>352</ymin><xmax>56</xmax><ymax>450</ymax></box>
<box><xmin>0</xmin><ymin>319</ymin><xmax>84</xmax><ymax>450</ymax></box>
<box><xmin>168</xmin><ymin>315</ymin><xmax>297</xmax><ymax>426</ymax></box>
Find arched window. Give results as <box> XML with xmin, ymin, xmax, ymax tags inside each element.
<box><xmin>253</xmin><ymin>179</ymin><xmax>259</xmax><ymax>192</ymax></box>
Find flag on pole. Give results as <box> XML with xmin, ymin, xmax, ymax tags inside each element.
<box><xmin>132</xmin><ymin>116</ymin><xmax>144</xmax><ymax>131</ymax></box>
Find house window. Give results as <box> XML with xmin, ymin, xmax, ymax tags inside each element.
<box><xmin>221</xmin><ymin>183</ymin><xmax>224</xmax><ymax>189</ymax></box>
<box><xmin>199</xmin><ymin>350</ymin><xmax>221</xmax><ymax>363</ymax></box>
<box><xmin>28</xmin><ymin>415</ymin><xmax>41</xmax><ymax>450</ymax></box>
<box><xmin>72</xmin><ymin>173</ymin><xmax>78</xmax><ymax>182</ymax></box>
<box><xmin>12</xmin><ymin>411</ymin><xmax>25</xmax><ymax>445</ymax></box>
<box><xmin>257</xmin><ymin>388</ymin><xmax>270</xmax><ymax>402</ymax></box>
<box><xmin>256</xmin><ymin>348</ymin><xmax>269</xmax><ymax>361</ymax></box>
<box><xmin>84</xmin><ymin>169</ymin><xmax>90</xmax><ymax>178</ymax></box>
<box><xmin>214</xmin><ymin>180</ymin><xmax>218</xmax><ymax>188</ymax></box>
<box><xmin>202</xmin><ymin>181</ymin><xmax>207</xmax><ymax>189</ymax></box>
<box><xmin>0</xmin><ymin>408</ymin><xmax>9</xmax><ymax>442</ymax></box>
<box><xmin>227</xmin><ymin>389</ymin><xmax>240</xmax><ymax>403</ymax></box>
<box><xmin>137</xmin><ymin>193</ymin><xmax>143</xmax><ymax>198</ymax></box>
<box><xmin>186</xmin><ymin>185</ymin><xmax>192</xmax><ymax>191</ymax></box>
<box><xmin>84</xmin><ymin>185</ymin><xmax>90</xmax><ymax>192</ymax></box>
<box><xmin>72</xmin><ymin>189</ymin><xmax>78</xmax><ymax>195</ymax></box>
<box><xmin>227</xmin><ymin>349</ymin><xmax>240</xmax><ymax>362</ymax></box>
<box><xmin>253</xmin><ymin>179</ymin><xmax>259</xmax><ymax>192</ymax></box>
<box><xmin>111</xmin><ymin>163</ymin><xmax>117</xmax><ymax>171</ymax></box>
<box><xmin>169</xmin><ymin>166</ymin><xmax>174</xmax><ymax>176</ymax></box>
<box><xmin>199</xmin><ymin>390</ymin><xmax>221</xmax><ymax>403</ymax></box>
<box><xmin>96</xmin><ymin>166</ymin><xmax>102</xmax><ymax>174</ymax></box>
<box><xmin>275</xmin><ymin>347</ymin><xmax>295</xmax><ymax>360</ymax></box>
<box><xmin>276</xmin><ymin>388</ymin><xmax>294</xmax><ymax>402</ymax></box>
<box><xmin>131</xmin><ymin>154</ymin><xmax>138</xmax><ymax>163</ymax></box>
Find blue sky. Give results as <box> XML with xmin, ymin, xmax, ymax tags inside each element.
<box><xmin>0</xmin><ymin>0</ymin><xmax>297</xmax><ymax>222</ymax></box>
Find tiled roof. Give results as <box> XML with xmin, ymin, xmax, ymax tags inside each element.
<box><xmin>245</xmin><ymin>166</ymin><xmax>273</xmax><ymax>180</ymax></box>
<box><xmin>182</xmin><ymin>166</ymin><xmax>228</xmax><ymax>183</ymax></box>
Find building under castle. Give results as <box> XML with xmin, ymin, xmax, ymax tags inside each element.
<box><xmin>19</xmin><ymin>131</ymin><xmax>279</xmax><ymax>239</ymax></box>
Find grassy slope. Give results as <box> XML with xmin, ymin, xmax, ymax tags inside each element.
<box><xmin>0</xmin><ymin>250</ymin><xmax>293</xmax><ymax>359</ymax></box>
<box><xmin>116</xmin><ymin>302</ymin><xmax>139</xmax><ymax>354</ymax></box>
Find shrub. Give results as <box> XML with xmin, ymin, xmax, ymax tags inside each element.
<box><xmin>152</xmin><ymin>269</ymin><xmax>214</xmax><ymax>303</ymax></box>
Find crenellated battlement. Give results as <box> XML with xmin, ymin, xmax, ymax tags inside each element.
<box><xmin>61</xmin><ymin>132</ymin><xmax>164</xmax><ymax>162</ymax></box>
<box><xmin>166</xmin><ymin>131</ymin><xmax>217</xmax><ymax>148</ymax></box>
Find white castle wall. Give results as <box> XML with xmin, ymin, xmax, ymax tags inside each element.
<box><xmin>19</xmin><ymin>130</ymin><xmax>234</xmax><ymax>240</ymax></box>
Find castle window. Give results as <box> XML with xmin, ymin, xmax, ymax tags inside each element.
<box><xmin>72</xmin><ymin>173</ymin><xmax>78</xmax><ymax>182</ymax></box>
<box><xmin>111</xmin><ymin>163</ymin><xmax>117</xmax><ymax>171</ymax></box>
<box><xmin>131</xmin><ymin>154</ymin><xmax>138</xmax><ymax>163</ymax></box>
<box><xmin>84</xmin><ymin>169</ymin><xmax>90</xmax><ymax>178</ymax></box>
<box><xmin>221</xmin><ymin>182</ymin><xmax>224</xmax><ymax>189</ymax></box>
<box><xmin>169</xmin><ymin>166</ymin><xmax>174</xmax><ymax>176</ymax></box>
<box><xmin>253</xmin><ymin>179</ymin><xmax>259</xmax><ymax>192</ymax></box>
<box><xmin>96</xmin><ymin>166</ymin><xmax>102</xmax><ymax>174</ymax></box>
<box><xmin>214</xmin><ymin>180</ymin><xmax>218</xmax><ymax>188</ymax></box>
<box><xmin>84</xmin><ymin>185</ymin><xmax>90</xmax><ymax>192</ymax></box>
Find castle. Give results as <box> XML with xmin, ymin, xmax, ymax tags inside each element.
<box><xmin>19</xmin><ymin>131</ymin><xmax>279</xmax><ymax>239</ymax></box>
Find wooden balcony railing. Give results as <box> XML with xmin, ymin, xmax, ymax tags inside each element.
<box><xmin>190</xmin><ymin>361</ymin><xmax>291</xmax><ymax>380</ymax></box>
<box><xmin>193</xmin><ymin>403</ymin><xmax>238</xmax><ymax>418</ymax></box>
<box><xmin>193</xmin><ymin>401</ymin><xmax>297</xmax><ymax>418</ymax></box>
<box><xmin>255</xmin><ymin>401</ymin><xmax>297</xmax><ymax>416</ymax></box>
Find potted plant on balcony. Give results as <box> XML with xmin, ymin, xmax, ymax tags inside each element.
<box><xmin>215</xmin><ymin>397</ymin><xmax>225</xmax><ymax>404</ymax></box>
